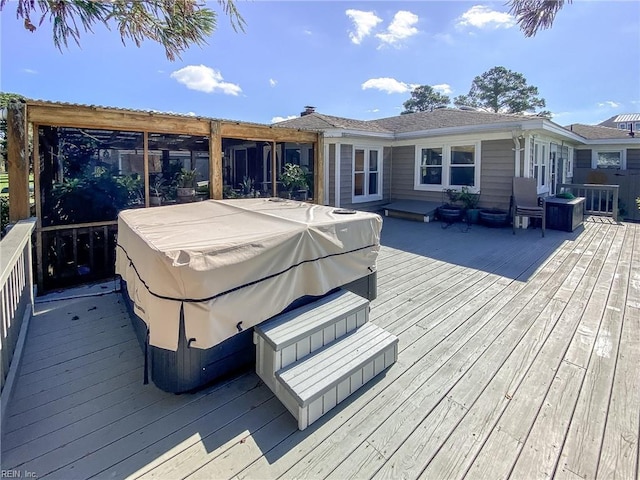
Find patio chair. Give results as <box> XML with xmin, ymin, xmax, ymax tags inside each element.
<box><xmin>512</xmin><ymin>177</ymin><xmax>545</xmax><ymax>237</ymax></box>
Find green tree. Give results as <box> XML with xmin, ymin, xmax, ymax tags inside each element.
<box><xmin>507</xmin><ymin>0</ymin><xmax>571</xmax><ymax>37</ymax></box>
<box><xmin>402</xmin><ymin>86</ymin><xmax>450</xmax><ymax>114</ymax></box>
<box><xmin>453</xmin><ymin>66</ymin><xmax>548</xmax><ymax>115</ymax></box>
<box><xmin>0</xmin><ymin>0</ymin><xmax>245</xmax><ymax>61</ymax></box>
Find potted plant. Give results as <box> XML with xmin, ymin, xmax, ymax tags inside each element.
<box><xmin>280</xmin><ymin>163</ymin><xmax>308</xmax><ymax>199</ymax></box>
<box><xmin>176</xmin><ymin>168</ymin><xmax>198</xmax><ymax>203</ymax></box>
<box><xmin>438</xmin><ymin>188</ymin><xmax>464</xmax><ymax>224</ymax></box>
<box><xmin>459</xmin><ymin>186</ymin><xmax>481</xmax><ymax>223</ymax></box>
<box><xmin>150</xmin><ymin>175</ymin><xmax>165</xmax><ymax>206</ymax></box>
<box><xmin>240</xmin><ymin>176</ymin><xmax>255</xmax><ymax>197</ymax></box>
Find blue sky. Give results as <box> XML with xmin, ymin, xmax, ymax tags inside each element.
<box><xmin>1</xmin><ymin>1</ymin><xmax>639</xmax><ymax>126</ymax></box>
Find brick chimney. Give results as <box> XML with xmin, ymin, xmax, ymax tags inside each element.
<box><xmin>301</xmin><ymin>106</ymin><xmax>316</xmax><ymax>116</ymax></box>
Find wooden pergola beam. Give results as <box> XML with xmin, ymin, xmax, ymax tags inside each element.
<box><xmin>220</xmin><ymin>122</ymin><xmax>318</xmax><ymax>144</ymax></box>
<box><xmin>26</xmin><ymin>103</ymin><xmax>210</xmax><ymax>136</ymax></box>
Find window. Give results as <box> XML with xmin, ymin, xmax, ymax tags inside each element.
<box><xmin>595</xmin><ymin>151</ymin><xmax>622</xmax><ymax>169</ymax></box>
<box><xmin>450</xmin><ymin>145</ymin><xmax>475</xmax><ymax>186</ymax></box>
<box><xmin>618</xmin><ymin>123</ymin><xmax>627</xmax><ymax>130</ymax></box>
<box><xmin>415</xmin><ymin>142</ymin><xmax>480</xmax><ymax>191</ymax></box>
<box><xmin>419</xmin><ymin>147</ymin><xmax>443</xmax><ymax>185</ymax></box>
<box><xmin>353</xmin><ymin>147</ymin><xmax>382</xmax><ymax>202</ymax></box>
<box><xmin>635</xmin><ymin>122</ymin><xmax>640</xmax><ymax>131</ymax></box>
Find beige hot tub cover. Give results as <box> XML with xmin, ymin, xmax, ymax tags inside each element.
<box><xmin>116</xmin><ymin>199</ymin><xmax>381</xmax><ymax>351</ymax></box>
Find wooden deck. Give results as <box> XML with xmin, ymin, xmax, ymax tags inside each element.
<box><xmin>2</xmin><ymin>218</ymin><xmax>639</xmax><ymax>480</ymax></box>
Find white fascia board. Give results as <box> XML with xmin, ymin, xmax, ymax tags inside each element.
<box><xmin>580</xmin><ymin>138</ymin><xmax>640</xmax><ymax>146</ymax></box>
<box><xmin>529</xmin><ymin>120</ymin><xmax>585</xmax><ymax>143</ymax></box>
<box><xmin>341</xmin><ymin>130</ymin><xmax>394</xmax><ymax>139</ymax></box>
<box><xmin>322</xmin><ymin>129</ymin><xmax>393</xmax><ymax>139</ymax></box>
<box><xmin>322</xmin><ymin>129</ymin><xmax>347</xmax><ymax>138</ymax></box>
<box><xmin>340</xmin><ymin>137</ymin><xmax>393</xmax><ymax>148</ymax></box>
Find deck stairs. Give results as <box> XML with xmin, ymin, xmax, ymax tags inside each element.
<box><xmin>254</xmin><ymin>289</ymin><xmax>398</xmax><ymax>430</ymax></box>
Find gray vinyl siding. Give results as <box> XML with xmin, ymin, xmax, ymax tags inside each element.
<box><xmin>479</xmin><ymin>139</ymin><xmax>514</xmax><ymax>211</ymax></box>
<box><xmin>340</xmin><ymin>144</ymin><xmax>352</xmax><ymax>207</ymax></box>
<box><xmin>627</xmin><ymin>148</ymin><xmax>640</xmax><ymax>169</ymax></box>
<box><xmin>575</xmin><ymin>149</ymin><xmax>592</xmax><ymax>169</ymax></box>
<box><xmin>390</xmin><ymin>140</ymin><xmax>514</xmax><ymax>209</ymax></box>
<box><xmin>390</xmin><ymin>145</ymin><xmax>441</xmax><ymax>203</ymax></box>
<box><xmin>328</xmin><ymin>144</ymin><xmax>335</xmax><ymax>206</ymax></box>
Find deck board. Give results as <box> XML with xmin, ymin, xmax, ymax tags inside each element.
<box><xmin>1</xmin><ymin>218</ymin><xmax>638</xmax><ymax>480</ymax></box>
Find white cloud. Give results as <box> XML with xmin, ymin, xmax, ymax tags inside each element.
<box><xmin>432</xmin><ymin>84</ymin><xmax>453</xmax><ymax>95</ymax></box>
<box><xmin>376</xmin><ymin>11</ymin><xmax>419</xmax><ymax>46</ymax></box>
<box><xmin>367</xmin><ymin>108</ymin><xmax>380</xmax><ymax>113</ymax></box>
<box><xmin>23</xmin><ymin>68</ymin><xmax>37</xmax><ymax>74</ymax></box>
<box><xmin>597</xmin><ymin>101</ymin><xmax>621</xmax><ymax>108</ymax></box>
<box><xmin>271</xmin><ymin>115</ymin><xmax>297</xmax><ymax>123</ymax></box>
<box><xmin>269</xmin><ymin>79</ymin><xmax>277</xmax><ymax>87</ymax></box>
<box><xmin>346</xmin><ymin>9</ymin><xmax>383</xmax><ymax>44</ymax></box>
<box><xmin>456</xmin><ymin>5</ymin><xmax>515</xmax><ymax>30</ymax></box>
<box><xmin>362</xmin><ymin>78</ymin><xmax>414</xmax><ymax>94</ymax></box>
<box><xmin>170</xmin><ymin>65</ymin><xmax>241</xmax><ymax>95</ymax></box>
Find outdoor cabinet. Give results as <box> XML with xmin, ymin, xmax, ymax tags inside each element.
<box><xmin>545</xmin><ymin>197</ymin><xmax>585</xmax><ymax>232</ymax></box>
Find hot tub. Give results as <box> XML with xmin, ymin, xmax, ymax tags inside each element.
<box><xmin>116</xmin><ymin>199</ymin><xmax>381</xmax><ymax>392</ymax></box>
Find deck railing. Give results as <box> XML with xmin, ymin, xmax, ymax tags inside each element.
<box><xmin>557</xmin><ymin>183</ymin><xmax>620</xmax><ymax>221</ymax></box>
<box><xmin>39</xmin><ymin>221</ymin><xmax>118</xmax><ymax>291</ymax></box>
<box><xmin>0</xmin><ymin>218</ymin><xmax>36</xmax><ymax>392</ymax></box>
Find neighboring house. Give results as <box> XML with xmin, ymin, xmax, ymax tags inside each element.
<box><xmin>598</xmin><ymin>113</ymin><xmax>640</xmax><ymax>133</ymax></box>
<box><xmin>277</xmin><ymin>108</ymin><xmax>640</xmax><ymax>220</ymax></box>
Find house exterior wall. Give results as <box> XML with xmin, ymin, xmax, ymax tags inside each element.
<box><xmin>627</xmin><ymin>148</ymin><xmax>640</xmax><ymax>169</ymax></box>
<box><xmin>340</xmin><ymin>144</ymin><xmax>352</xmax><ymax>207</ymax></box>
<box><xmin>329</xmin><ymin>143</ymin><xmax>392</xmax><ymax>211</ymax></box>
<box><xmin>328</xmin><ymin>144</ymin><xmax>335</xmax><ymax>206</ymax></box>
<box><xmin>575</xmin><ymin>149</ymin><xmax>592</xmax><ymax>169</ymax></box>
<box><xmin>390</xmin><ymin>140</ymin><xmax>514</xmax><ymax>210</ymax></box>
<box><xmin>479</xmin><ymin>139</ymin><xmax>515</xmax><ymax>211</ymax></box>
<box><xmin>390</xmin><ymin>145</ymin><xmax>441</xmax><ymax>203</ymax></box>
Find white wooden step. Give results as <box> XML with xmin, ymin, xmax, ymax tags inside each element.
<box><xmin>275</xmin><ymin>322</ymin><xmax>398</xmax><ymax>430</ymax></box>
<box><xmin>254</xmin><ymin>289</ymin><xmax>369</xmax><ymax>391</ymax></box>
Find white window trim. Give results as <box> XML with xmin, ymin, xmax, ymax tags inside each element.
<box><xmin>532</xmin><ymin>140</ymin><xmax>550</xmax><ymax>195</ymax></box>
<box><xmin>591</xmin><ymin>149</ymin><xmax>626</xmax><ymax>170</ymax></box>
<box><xmin>351</xmin><ymin>146</ymin><xmax>383</xmax><ymax>203</ymax></box>
<box><xmin>567</xmin><ymin>146</ymin><xmax>574</xmax><ymax>178</ymax></box>
<box><xmin>413</xmin><ymin>141</ymin><xmax>481</xmax><ymax>192</ymax></box>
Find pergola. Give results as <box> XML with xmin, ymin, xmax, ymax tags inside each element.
<box><xmin>5</xmin><ymin>99</ymin><xmax>324</xmax><ymax>290</ymax></box>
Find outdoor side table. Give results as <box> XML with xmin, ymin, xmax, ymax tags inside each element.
<box><xmin>545</xmin><ymin>197</ymin><xmax>585</xmax><ymax>232</ymax></box>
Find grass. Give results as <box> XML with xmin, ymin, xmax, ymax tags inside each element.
<box><xmin>0</xmin><ymin>172</ymin><xmax>35</xmax><ymax>200</ymax></box>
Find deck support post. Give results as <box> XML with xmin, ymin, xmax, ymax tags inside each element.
<box><xmin>7</xmin><ymin>101</ymin><xmax>30</xmax><ymax>223</ymax></box>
